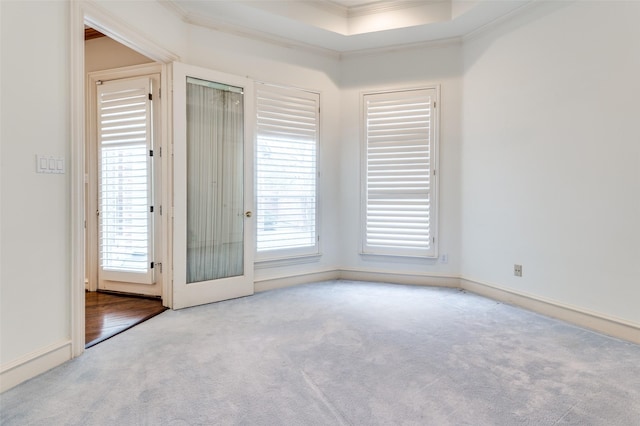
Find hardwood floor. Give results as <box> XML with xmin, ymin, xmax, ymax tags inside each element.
<box><xmin>85</xmin><ymin>291</ymin><xmax>166</xmax><ymax>348</ymax></box>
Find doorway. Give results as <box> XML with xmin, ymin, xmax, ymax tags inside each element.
<box><xmin>84</xmin><ymin>27</ymin><xmax>165</xmax><ymax>346</ymax></box>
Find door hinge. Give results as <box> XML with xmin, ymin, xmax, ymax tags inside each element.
<box><xmin>159</xmin><ymin>88</ymin><xmax>161</xmax><ymax>99</ymax></box>
<box><xmin>433</xmin><ymin>101</ymin><xmax>436</xmax><ymax>108</ymax></box>
<box><xmin>433</xmin><ymin>237</ymin><xmax>436</xmax><ymax>244</ymax></box>
<box><xmin>150</xmin><ymin>262</ymin><xmax>154</xmax><ymax>269</ymax></box>
<box><xmin>149</xmin><ymin>93</ymin><xmax>152</xmax><ymax>101</ymax></box>
<box><xmin>150</xmin><ymin>206</ymin><xmax>154</xmax><ymax>213</ymax></box>
<box><xmin>159</xmin><ymin>146</ymin><xmax>162</xmax><ymax>157</ymax></box>
<box><xmin>149</xmin><ymin>149</ymin><xmax>154</xmax><ymax>157</ymax></box>
<box><xmin>156</xmin><ymin>263</ymin><xmax>162</xmax><ymax>273</ymax></box>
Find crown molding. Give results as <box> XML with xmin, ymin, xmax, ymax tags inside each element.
<box><xmin>158</xmin><ymin>0</ymin><xmax>340</xmax><ymax>59</ymax></box>
<box><xmin>312</xmin><ymin>1</ymin><xmax>349</xmax><ymax>18</ymax></box>
<box><xmin>83</xmin><ymin>0</ymin><xmax>179</xmax><ymax>63</ymax></box>
<box><xmin>158</xmin><ymin>0</ymin><xmax>536</xmax><ymax>61</ymax></box>
<box><xmin>339</xmin><ymin>35</ymin><xmax>462</xmax><ymax>59</ymax></box>
<box><xmin>347</xmin><ymin>0</ymin><xmax>443</xmax><ymax>18</ymax></box>
<box><xmin>160</xmin><ymin>1</ymin><xmax>462</xmax><ymax>61</ymax></box>
<box><xmin>184</xmin><ymin>12</ymin><xmax>343</xmax><ymax>60</ymax></box>
<box><xmin>462</xmin><ymin>0</ymin><xmax>538</xmax><ymax>44</ymax></box>
<box><xmin>319</xmin><ymin>0</ymin><xmax>443</xmax><ymax>19</ymax></box>
<box><xmin>157</xmin><ymin>0</ymin><xmax>189</xmax><ymax>21</ymax></box>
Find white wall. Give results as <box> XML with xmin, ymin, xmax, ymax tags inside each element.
<box><xmin>0</xmin><ymin>0</ymin><xmax>188</xmax><ymax>391</ymax></box>
<box><xmin>1</xmin><ymin>0</ymin><xmax>71</xmax><ymax>364</ymax></box>
<box><xmin>461</xmin><ymin>2</ymin><xmax>640</xmax><ymax>324</ymax></box>
<box><xmin>85</xmin><ymin>36</ymin><xmax>153</xmax><ymax>73</ymax></box>
<box><xmin>90</xmin><ymin>0</ymin><xmax>188</xmax><ymax>60</ymax></box>
<box><xmin>338</xmin><ymin>44</ymin><xmax>463</xmax><ymax>282</ymax></box>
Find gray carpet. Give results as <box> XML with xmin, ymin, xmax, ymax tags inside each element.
<box><xmin>2</xmin><ymin>280</ymin><xmax>640</xmax><ymax>425</ymax></box>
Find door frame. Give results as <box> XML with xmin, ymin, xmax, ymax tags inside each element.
<box><xmin>70</xmin><ymin>1</ymin><xmax>179</xmax><ymax>356</ymax></box>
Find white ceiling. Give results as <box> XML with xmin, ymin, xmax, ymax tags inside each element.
<box><xmin>162</xmin><ymin>0</ymin><xmax>532</xmax><ymax>55</ymax></box>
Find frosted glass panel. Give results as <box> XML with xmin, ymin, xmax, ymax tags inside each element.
<box><xmin>186</xmin><ymin>79</ymin><xmax>244</xmax><ymax>283</ymax></box>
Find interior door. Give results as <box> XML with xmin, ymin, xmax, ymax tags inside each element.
<box><xmin>97</xmin><ymin>75</ymin><xmax>162</xmax><ymax>296</ymax></box>
<box><xmin>172</xmin><ymin>62</ymin><xmax>254</xmax><ymax>309</ymax></box>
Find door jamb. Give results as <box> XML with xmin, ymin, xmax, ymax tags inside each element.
<box><xmin>70</xmin><ymin>0</ymin><xmax>179</xmax><ymax>357</ymax></box>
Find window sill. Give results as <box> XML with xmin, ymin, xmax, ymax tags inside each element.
<box><xmin>359</xmin><ymin>252</ymin><xmax>438</xmax><ymax>262</ymax></box>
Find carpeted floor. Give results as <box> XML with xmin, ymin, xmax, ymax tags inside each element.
<box><xmin>2</xmin><ymin>280</ymin><xmax>640</xmax><ymax>425</ymax></box>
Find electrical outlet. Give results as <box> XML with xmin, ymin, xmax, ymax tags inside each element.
<box><xmin>514</xmin><ymin>264</ymin><xmax>523</xmax><ymax>277</ymax></box>
<box><xmin>440</xmin><ymin>254</ymin><xmax>449</xmax><ymax>264</ymax></box>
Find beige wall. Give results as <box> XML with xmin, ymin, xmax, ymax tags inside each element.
<box><xmin>85</xmin><ymin>36</ymin><xmax>152</xmax><ymax>73</ymax></box>
<box><xmin>1</xmin><ymin>0</ymin><xmax>72</xmax><ymax>377</ymax></box>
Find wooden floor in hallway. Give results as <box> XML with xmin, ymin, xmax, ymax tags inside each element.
<box><xmin>85</xmin><ymin>291</ymin><xmax>167</xmax><ymax>348</ymax></box>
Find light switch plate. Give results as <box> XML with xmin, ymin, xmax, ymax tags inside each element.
<box><xmin>36</xmin><ymin>155</ymin><xmax>65</xmax><ymax>174</ymax></box>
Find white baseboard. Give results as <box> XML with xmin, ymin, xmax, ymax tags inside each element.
<box><xmin>254</xmin><ymin>269</ymin><xmax>340</xmax><ymax>293</ymax></box>
<box><xmin>1</xmin><ymin>340</ymin><xmax>72</xmax><ymax>393</ymax></box>
<box><xmin>460</xmin><ymin>278</ymin><xmax>640</xmax><ymax>345</ymax></box>
<box><xmin>339</xmin><ymin>268</ymin><xmax>460</xmax><ymax>288</ymax></box>
<box><xmin>5</xmin><ymin>273</ymin><xmax>638</xmax><ymax>394</ymax></box>
<box><xmin>331</xmin><ymin>269</ymin><xmax>640</xmax><ymax>344</ymax></box>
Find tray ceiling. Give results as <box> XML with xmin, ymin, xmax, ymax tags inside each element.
<box><xmin>162</xmin><ymin>0</ymin><xmax>532</xmax><ymax>54</ymax></box>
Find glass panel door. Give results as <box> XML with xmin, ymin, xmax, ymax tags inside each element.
<box><xmin>172</xmin><ymin>63</ymin><xmax>254</xmax><ymax>309</ymax></box>
<box><xmin>186</xmin><ymin>78</ymin><xmax>244</xmax><ymax>283</ymax></box>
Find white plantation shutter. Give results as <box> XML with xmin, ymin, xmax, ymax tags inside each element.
<box><xmin>97</xmin><ymin>77</ymin><xmax>154</xmax><ymax>284</ymax></box>
<box><xmin>256</xmin><ymin>85</ymin><xmax>319</xmax><ymax>259</ymax></box>
<box><xmin>362</xmin><ymin>88</ymin><xmax>438</xmax><ymax>257</ymax></box>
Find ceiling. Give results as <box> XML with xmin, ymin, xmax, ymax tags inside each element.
<box><xmin>161</xmin><ymin>0</ymin><xmax>532</xmax><ymax>55</ymax></box>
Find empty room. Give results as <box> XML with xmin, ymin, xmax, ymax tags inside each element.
<box><xmin>1</xmin><ymin>0</ymin><xmax>639</xmax><ymax>424</ymax></box>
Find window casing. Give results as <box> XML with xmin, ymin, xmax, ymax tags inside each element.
<box><xmin>361</xmin><ymin>87</ymin><xmax>438</xmax><ymax>258</ymax></box>
<box><xmin>255</xmin><ymin>84</ymin><xmax>320</xmax><ymax>260</ymax></box>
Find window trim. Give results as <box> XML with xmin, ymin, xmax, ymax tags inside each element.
<box><xmin>254</xmin><ymin>82</ymin><xmax>321</xmax><ymax>263</ymax></box>
<box><xmin>359</xmin><ymin>85</ymin><xmax>440</xmax><ymax>259</ymax></box>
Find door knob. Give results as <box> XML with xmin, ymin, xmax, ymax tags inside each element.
<box><xmin>245</xmin><ymin>211</ymin><xmax>252</xmax><ymax>218</ymax></box>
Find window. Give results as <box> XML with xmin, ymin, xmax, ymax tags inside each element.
<box><xmin>256</xmin><ymin>84</ymin><xmax>320</xmax><ymax>260</ymax></box>
<box><xmin>362</xmin><ymin>88</ymin><xmax>438</xmax><ymax>257</ymax></box>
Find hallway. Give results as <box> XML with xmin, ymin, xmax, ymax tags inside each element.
<box><xmin>85</xmin><ymin>292</ymin><xmax>166</xmax><ymax>348</ymax></box>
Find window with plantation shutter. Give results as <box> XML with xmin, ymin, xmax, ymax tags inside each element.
<box><xmin>256</xmin><ymin>84</ymin><xmax>319</xmax><ymax>259</ymax></box>
<box><xmin>97</xmin><ymin>77</ymin><xmax>154</xmax><ymax>284</ymax></box>
<box><xmin>362</xmin><ymin>88</ymin><xmax>438</xmax><ymax>257</ymax></box>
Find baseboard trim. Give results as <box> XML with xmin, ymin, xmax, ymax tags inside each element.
<box><xmin>254</xmin><ymin>269</ymin><xmax>340</xmax><ymax>293</ymax></box>
<box><xmin>339</xmin><ymin>268</ymin><xmax>460</xmax><ymax>288</ymax></box>
<box><xmin>1</xmin><ymin>340</ymin><xmax>72</xmax><ymax>393</ymax></box>
<box><xmin>460</xmin><ymin>278</ymin><xmax>640</xmax><ymax>345</ymax></box>
<box><xmin>4</xmin><ymin>273</ymin><xmax>638</xmax><ymax>394</ymax></box>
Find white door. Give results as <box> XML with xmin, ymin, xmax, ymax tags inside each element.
<box><xmin>96</xmin><ymin>76</ymin><xmax>162</xmax><ymax>296</ymax></box>
<box><xmin>172</xmin><ymin>62</ymin><xmax>254</xmax><ymax>309</ymax></box>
